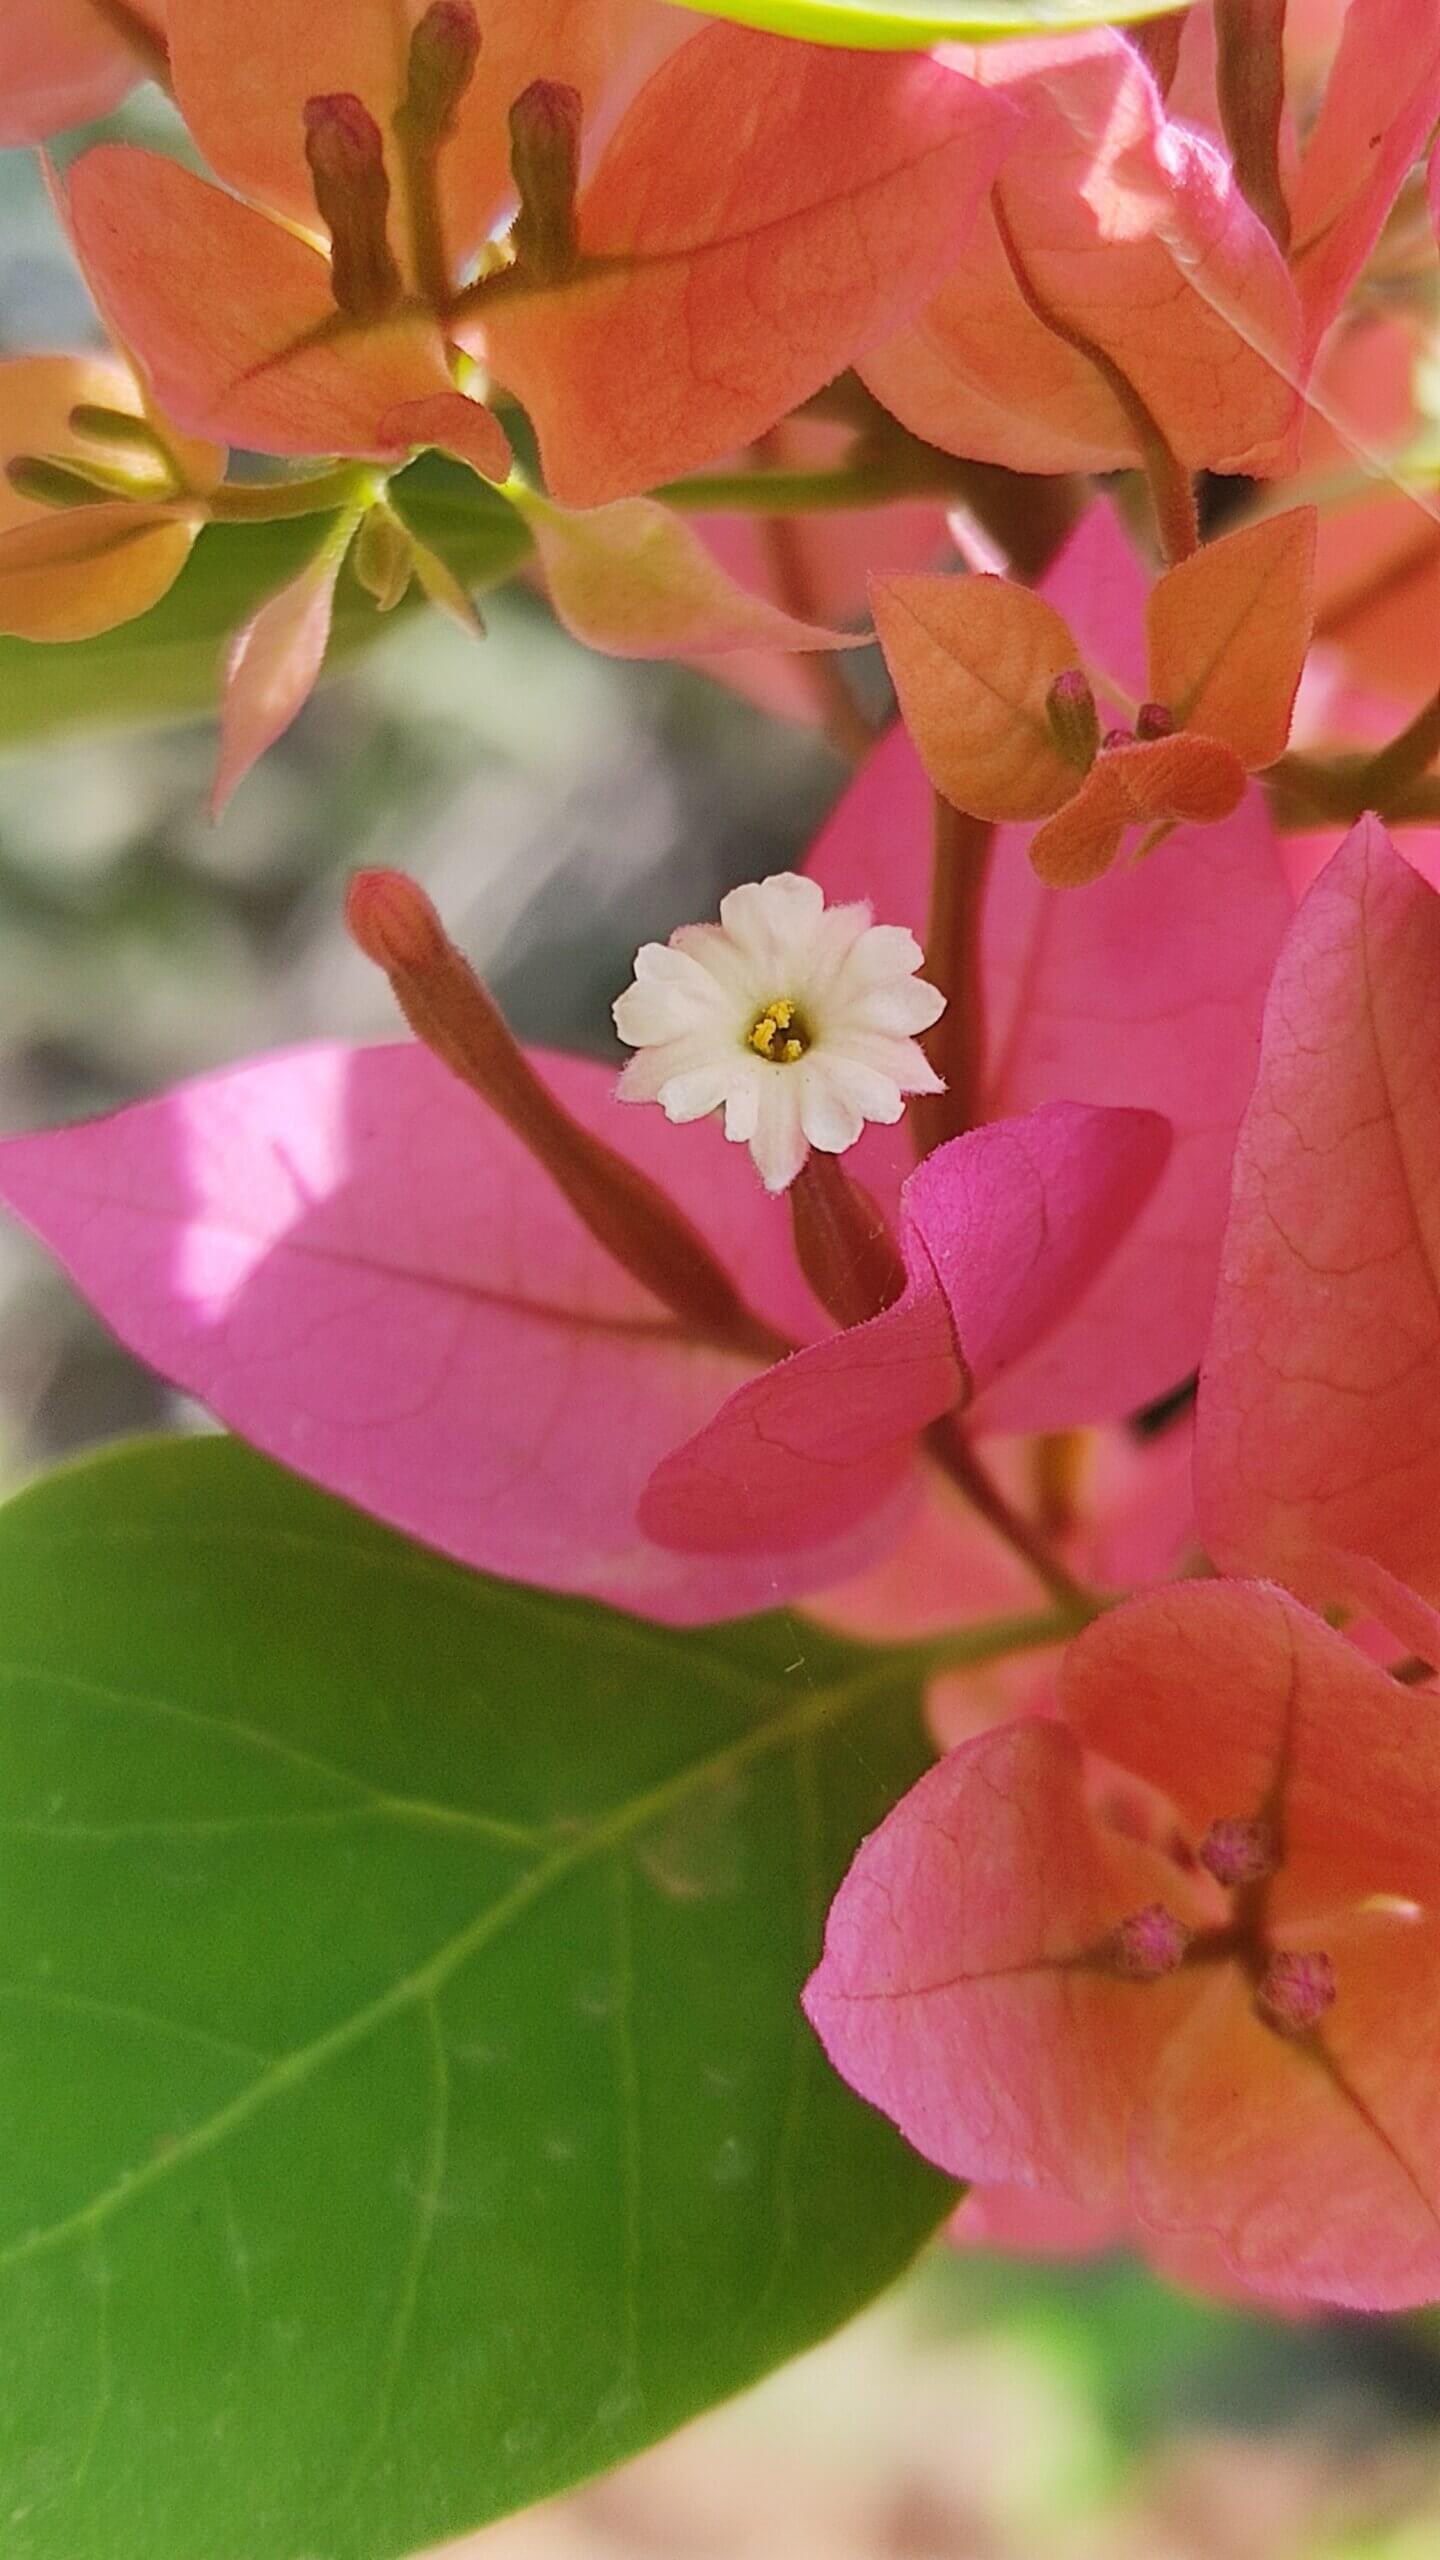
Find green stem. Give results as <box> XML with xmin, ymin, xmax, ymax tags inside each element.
<box><xmin>896</xmin><ymin>1597</ymin><xmax>1102</xmax><ymax>1685</ymax></box>
<box><xmin>206</xmin><ymin>467</ymin><xmax>385</xmax><ymax>523</ymax></box>
<box><xmin>655</xmin><ymin>461</ymin><xmax>967</xmax><ymax>516</ymax></box>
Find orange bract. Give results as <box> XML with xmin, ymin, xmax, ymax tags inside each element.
<box><xmin>878</xmin><ymin>508</ymin><xmax>1316</xmax><ymax>888</ymax></box>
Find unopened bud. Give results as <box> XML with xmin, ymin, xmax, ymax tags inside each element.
<box><xmin>68</xmin><ymin>404</ymin><xmax>180</xmax><ymax>491</ymax></box>
<box><xmin>346</xmin><ymin>869</ymin><xmax>448</xmax><ymax>975</ymax></box>
<box><xmin>1113</xmin><ymin>1903</ymin><xmax>1191</xmax><ymax>1979</ymax></box>
<box><xmin>1199</xmin><ymin>1817</ymin><xmax>1277</xmax><ymax>1889</ymax></box>
<box><xmin>347</xmin><ymin>867</ymin><xmax>782</xmax><ymax>1364</ymax></box>
<box><xmin>509</xmin><ymin>80</ymin><xmax>583</xmax><ymax>286</ymax></box>
<box><xmin>412</xmin><ymin>537</ymin><xmax>486</xmax><ymax>636</ymax></box>
<box><xmin>1045</xmin><ymin>668</ymin><xmax>1099</xmax><ymax>772</ymax></box>
<box><xmin>304</xmin><ymin>93</ymin><xmax>403</xmax><ymax>322</ymax></box>
<box><xmin>6</xmin><ymin>456</ymin><xmax>110</xmax><ymax>509</ymax></box>
<box><xmin>1101</xmin><ymin>725</ymin><xmax>1133</xmax><ymax>752</ymax></box>
<box><xmin>400</xmin><ymin>1</ymin><xmax>481</xmax><ymax>140</ymax></box>
<box><xmin>1256</xmin><ymin>1948</ymin><xmax>1335</xmax><ymax>2035</ymax></box>
<box><xmin>353</xmin><ymin>504</ymin><xmax>415</xmax><ymax>612</ymax></box>
<box><xmin>1136</xmin><ymin>699</ymin><xmax>1177</xmax><ymax>741</ymax></box>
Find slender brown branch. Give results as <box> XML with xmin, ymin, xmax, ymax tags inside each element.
<box><xmin>912</xmin><ymin>796</ymin><xmax>992</xmax><ymax>1160</ymax></box>
<box><xmin>926</xmin><ymin>1416</ymin><xmax>1097</xmax><ymax>1613</ymax></box>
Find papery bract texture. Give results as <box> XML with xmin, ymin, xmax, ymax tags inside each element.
<box><xmin>67</xmin><ymin>149</ymin><xmax>462</xmax><ymax>461</ymax></box>
<box><xmin>810</xmin><ymin>508</ymin><xmax>1294</xmax><ymax>1423</ymax></box>
<box><xmin>212</xmin><ymin>532</ymin><xmax>350</xmax><ymax>815</ymax></box>
<box><xmin>1288</xmin><ymin>0</ymin><xmax>1440</xmax><ymax>352</ymax></box>
<box><xmin>858</xmin><ymin>32</ymin><xmax>1301</xmax><ymax>479</ymax></box>
<box><xmin>0</xmin><ymin>1044</ymin><xmax>915</xmax><ymax>1625</ymax></box>
<box><xmin>0</xmin><ymin>0</ymin><xmax>164</xmax><ymax>145</ymax></box>
<box><xmin>524</xmin><ymin>494</ymin><xmax>865</xmax><ymax>658</ymax></box>
<box><xmin>0</xmin><ymin>503</ymin><xmax>198</xmax><ymax>644</ymax></box>
<box><xmin>469</xmin><ymin>27</ymin><xmax>1018</xmax><ymax>506</ymax></box>
<box><xmin>0</xmin><ymin>350</ymin><xmax>221</xmax><ymax>640</ymax></box>
<box><xmin>1198</xmin><ymin>816</ymin><xmax>1440</xmax><ymax>1615</ymax></box>
<box><xmin>808</xmin><ymin>1582</ymin><xmax>1440</xmax><ymax>2310</ymax></box>
<box><xmin>640</xmin><ymin>1101</ymin><xmax>1169</xmax><ymax>1555</ymax></box>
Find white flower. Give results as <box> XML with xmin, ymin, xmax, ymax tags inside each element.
<box><xmin>613</xmin><ymin>872</ymin><xmax>945</xmax><ymax>1193</ymax></box>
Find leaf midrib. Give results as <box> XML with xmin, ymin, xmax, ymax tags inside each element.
<box><xmin>0</xmin><ymin>1651</ymin><xmax>904</xmax><ymax>2279</ymax></box>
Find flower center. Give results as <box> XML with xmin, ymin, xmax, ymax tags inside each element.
<box><xmin>747</xmin><ymin>998</ymin><xmax>812</xmax><ymax>1064</ymax></box>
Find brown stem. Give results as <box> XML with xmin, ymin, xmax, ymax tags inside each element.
<box><xmin>789</xmin><ymin>1153</ymin><xmax>906</xmax><ymax>1331</ymax></box>
<box><xmin>926</xmin><ymin>1416</ymin><xmax>1096</xmax><ymax>1613</ymax></box>
<box><xmin>912</xmin><ymin>796</ymin><xmax>992</xmax><ymax>1159</ymax></box>
<box><xmin>1357</xmin><ymin>688</ymin><xmax>1440</xmax><ymax>810</ymax></box>
<box><xmin>1214</xmin><ymin>0</ymin><xmax>1292</xmax><ymax>255</ymax></box>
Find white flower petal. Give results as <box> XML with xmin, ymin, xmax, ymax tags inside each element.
<box><xmin>719</xmin><ymin>872</ymin><xmax>825</xmax><ymax>979</ymax></box>
<box><xmin>795</xmin><ymin>899</ymin><xmax>875</xmax><ymax>1006</ymax></box>
<box><xmin>722</xmin><ymin>1063</ymin><xmax>762</xmax><ymax>1143</ymax></box>
<box><xmin>750</xmin><ymin>1072</ymin><xmax>809</xmax><ymax>1191</ymax></box>
<box><xmin>670</xmin><ymin>920</ymin><xmax>762</xmax><ymax>1004</ymax></box>
<box><xmin>849</xmin><ymin>976</ymin><xmax>947</xmax><ymax>1036</ymax></box>
<box><xmin>825</xmin><ymin>1027</ymin><xmax>946</xmax><ymax>1095</ymax></box>
<box><xmin>808</xmin><ymin>1052</ymin><xmax>909</xmax><ymax>1123</ymax></box>
<box><xmin>613</xmin><ymin>870</ymin><xmax>945</xmax><ymax>1190</ymax></box>
<box><xmin>798</xmin><ymin>1058</ymin><xmax>868</xmax><ymax>1154</ymax></box>
<box><xmin>657</xmin><ymin>1063</ymin><xmax>737</xmax><ymax>1123</ymax></box>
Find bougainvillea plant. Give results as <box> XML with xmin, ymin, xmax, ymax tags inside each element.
<box><xmin>2</xmin><ymin>0</ymin><xmax>1440</xmax><ymax>2553</ymax></box>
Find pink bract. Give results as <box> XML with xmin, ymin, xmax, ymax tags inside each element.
<box><xmin>807</xmin><ymin>1582</ymin><xmax>1440</xmax><ymax>2311</ymax></box>
<box><xmin>1197</xmin><ymin>816</ymin><xmax>1440</xmax><ymax>1622</ymax></box>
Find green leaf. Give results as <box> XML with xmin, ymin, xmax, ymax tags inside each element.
<box><xmin>0</xmin><ymin>1434</ymin><xmax>953</xmax><ymax>2560</ymax></box>
<box><xmin>0</xmin><ymin>456</ymin><xmax>532</xmax><ymax>749</ymax></box>
<box><xmin>658</xmin><ymin>0</ymin><xmax>1193</xmax><ymax>39</ymax></box>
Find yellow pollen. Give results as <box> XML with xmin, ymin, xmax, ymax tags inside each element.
<box><xmin>748</xmin><ymin>998</ymin><xmax>811</xmax><ymax>1063</ymax></box>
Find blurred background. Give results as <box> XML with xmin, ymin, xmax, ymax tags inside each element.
<box><xmin>5</xmin><ymin>111</ymin><xmax>1440</xmax><ymax>2560</ymax></box>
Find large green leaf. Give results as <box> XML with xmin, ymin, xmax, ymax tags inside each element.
<box><xmin>658</xmin><ymin>0</ymin><xmax>1193</xmax><ymax>40</ymax></box>
<box><xmin>0</xmin><ymin>1435</ymin><xmax>953</xmax><ymax>2560</ymax></box>
<box><xmin>0</xmin><ymin>457</ymin><xmax>531</xmax><ymax>749</ymax></box>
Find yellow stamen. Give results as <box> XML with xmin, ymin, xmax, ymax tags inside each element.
<box><xmin>748</xmin><ymin>998</ymin><xmax>811</xmax><ymax>1062</ymax></box>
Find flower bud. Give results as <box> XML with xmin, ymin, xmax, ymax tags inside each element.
<box><xmin>1256</xmin><ymin>1949</ymin><xmax>1336</xmax><ymax>2035</ymax></box>
<box><xmin>401</xmin><ymin>1</ymin><xmax>481</xmax><ymax>140</ymax></box>
<box><xmin>68</xmin><ymin>404</ymin><xmax>181</xmax><ymax>493</ymax></box>
<box><xmin>1199</xmin><ymin>1816</ymin><xmax>1277</xmax><ymax>1889</ymax></box>
<box><xmin>509</xmin><ymin>80</ymin><xmax>583</xmax><ymax>286</ymax></box>
<box><xmin>1045</xmin><ymin>668</ymin><xmax>1100</xmax><ymax>772</ymax></box>
<box><xmin>346</xmin><ymin>869</ymin><xmax>448</xmax><ymax>975</ymax></box>
<box><xmin>352</xmin><ymin>504</ymin><xmax>415</xmax><ymax>613</ymax></box>
<box><xmin>6</xmin><ymin>457</ymin><xmax>110</xmax><ymax>510</ymax></box>
<box><xmin>303</xmin><ymin>93</ymin><xmax>403</xmax><ymax>322</ymax></box>
<box><xmin>1113</xmin><ymin>1902</ymin><xmax>1191</xmax><ymax>1979</ymax></box>
<box><xmin>347</xmin><ymin>869</ymin><xmax>783</xmax><ymax>1360</ymax></box>
<box><xmin>1136</xmin><ymin>700</ymin><xmax>1177</xmax><ymax>741</ymax></box>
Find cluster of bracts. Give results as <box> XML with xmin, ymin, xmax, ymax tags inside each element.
<box><xmin>7</xmin><ymin>0</ymin><xmax>1440</xmax><ymax>2311</ymax></box>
